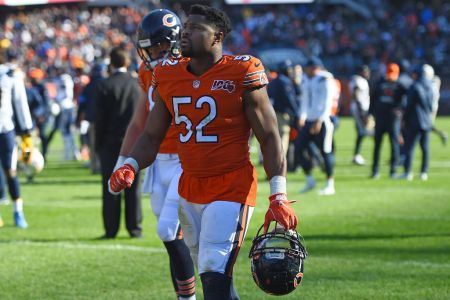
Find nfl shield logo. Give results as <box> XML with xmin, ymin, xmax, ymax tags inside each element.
<box><xmin>193</xmin><ymin>80</ymin><xmax>200</xmax><ymax>89</ymax></box>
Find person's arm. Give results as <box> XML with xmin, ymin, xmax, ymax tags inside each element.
<box><xmin>11</xmin><ymin>74</ymin><xmax>33</xmax><ymax>134</ymax></box>
<box><xmin>11</xmin><ymin>75</ymin><xmax>34</xmax><ymax>162</ymax></box>
<box><xmin>298</xmin><ymin>78</ymin><xmax>307</xmax><ymax>127</ymax></box>
<box><xmin>243</xmin><ymin>86</ymin><xmax>297</xmax><ymax>232</ymax></box>
<box><xmin>313</xmin><ymin>76</ymin><xmax>334</xmax><ymax>133</ymax></box>
<box><xmin>129</xmin><ymin>89</ymin><xmax>171</xmax><ymax>169</ymax></box>
<box><xmin>109</xmin><ymin>89</ymin><xmax>171</xmax><ymax>194</ymax></box>
<box><xmin>244</xmin><ymin>86</ymin><xmax>285</xmax><ymax>178</ymax></box>
<box><xmin>112</xmin><ymin>92</ymin><xmax>149</xmax><ymax>170</ymax></box>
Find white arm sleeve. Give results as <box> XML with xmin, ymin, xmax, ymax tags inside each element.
<box><xmin>12</xmin><ymin>75</ymin><xmax>33</xmax><ymax>132</ymax></box>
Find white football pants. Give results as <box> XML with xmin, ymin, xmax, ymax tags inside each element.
<box><xmin>142</xmin><ymin>154</ymin><xmax>182</xmax><ymax>242</ymax></box>
<box><xmin>178</xmin><ymin>199</ymin><xmax>254</xmax><ymax>276</ymax></box>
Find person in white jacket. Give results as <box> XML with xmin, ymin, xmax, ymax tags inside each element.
<box><xmin>349</xmin><ymin>65</ymin><xmax>371</xmax><ymax>165</ymax></box>
<box><xmin>295</xmin><ymin>57</ymin><xmax>336</xmax><ymax>195</ymax></box>
<box><xmin>0</xmin><ymin>49</ymin><xmax>33</xmax><ymax>228</ymax></box>
<box><xmin>423</xmin><ymin>64</ymin><xmax>447</xmax><ymax>146</ymax></box>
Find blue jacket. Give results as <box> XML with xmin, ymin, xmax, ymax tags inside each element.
<box><xmin>268</xmin><ymin>73</ymin><xmax>299</xmax><ymax>118</ymax></box>
<box><xmin>404</xmin><ymin>78</ymin><xmax>433</xmax><ymax>131</ymax></box>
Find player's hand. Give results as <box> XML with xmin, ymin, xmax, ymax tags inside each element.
<box><xmin>310</xmin><ymin>120</ymin><xmax>323</xmax><ymax>135</ymax></box>
<box><xmin>264</xmin><ymin>193</ymin><xmax>298</xmax><ymax>233</ymax></box>
<box><xmin>298</xmin><ymin>118</ymin><xmax>305</xmax><ymax>129</ymax></box>
<box><xmin>20</xmin><ymin>134</ymin><xmax>33</xmax><ymax>163</ymax></box>
<box><xmin>108</xmin><ymin>164</ymin><xmax>136</xmax><ymax>195</ymax></box>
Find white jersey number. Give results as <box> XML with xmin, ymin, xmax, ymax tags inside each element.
<box><xmin>172</xmin><ymin>96</ymin><xmax>218</xmax><ymax>143</ymax></box>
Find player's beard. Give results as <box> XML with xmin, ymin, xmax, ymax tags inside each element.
<box><xmin>181</xmin><ymin>44</ymin><xmax>193</xmax><ymax>57</ymax></box>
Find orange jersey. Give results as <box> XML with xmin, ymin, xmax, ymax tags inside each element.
<box><xmin>138</xmin><ymin>63</ymin><xmax>177</xmax><ymax>153</ymax></box>
<box><xmin>152</xmin><ymin>55</ymin><xmax>268</xmax><ymax>206</ymax></box>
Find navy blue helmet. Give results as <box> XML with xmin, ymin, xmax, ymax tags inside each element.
<box><xmin>136</xmin><ymin>9</ymin><xmax>182</xmax><ymax>69</ymax></box>
<box><xmin>249</xmin><ymin>224</ymin><xmax>308</xmax><ymax>296</ymax></box>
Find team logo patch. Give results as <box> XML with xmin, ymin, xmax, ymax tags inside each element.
<box><xmin>293</xmin><ymin>272</ymin><xmax>304</xmax><ymax>288</ymax></box>
<box><xmin>193</xmin><ymin>80</ymin><xmax>201</xmax><ymax>89</ymax></box>
<box><xmin>162</xmin><ymin>14</ymin><xmax>177</xmax><ymax>27</ymax></box>
<box><xmin>211</xmin><ymin>80</ymin><xmax>236</xmax><ymax>93</ymax></box>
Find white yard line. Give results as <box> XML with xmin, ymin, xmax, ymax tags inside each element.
<box><xmin>0</xmin><ymin>240</ymin><xmax>165</xmax><ymax>253</ymax></box>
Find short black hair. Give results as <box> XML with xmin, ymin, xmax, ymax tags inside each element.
<box><xmin>109</xmin><ymin>46</ymin><xmax>129</xmax><ymax>68</ymax></box>
<box><xmin>189</xmin><ymin>4</ymin><xmax>232</xmax><ymax>38</ymax></box>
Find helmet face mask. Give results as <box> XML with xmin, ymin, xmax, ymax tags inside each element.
<box><xmin>249</xmin><ymin>224</ymin><xmax>308</xmax><ymax>296</ymax></box>
<box><xmin>136</xmin><ymin>9</ymin><xmax>182</xmax><ymax>69</ymax></box>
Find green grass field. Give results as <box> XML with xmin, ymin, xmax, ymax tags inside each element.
<box><xmin>1</xmin><ymin>117</ymin><xmax>449</xmax><ymax>300</ymax></box>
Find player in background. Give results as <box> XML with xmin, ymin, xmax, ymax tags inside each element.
<box><xmin>296</xmin><ymin>57</ymin><xmax>336</xmax><ymax>195</ymax></box>
<box><xmin>349</xmin><ymin>65</ymin><xmax>371</xmax><ymax>165</ymax></box>
<box><xmin>109</xmin><ymin>4</ymin><xmax>298</xmax><ymax>299</ymax></box>
<box><xmin>370</xmin><ymin>63</ymin><xmax>403</xmax><ymax>179</ymax></box>
<box><xmin>109</xmin><ymin>10</ymin><xmax>196</xmax><ymax>300</ymax></box>
<box><xmin>423</xmin><ymin>64</ymin><xmax>447</xmax><ymax>146</ymax></box>
<box><xmin>0</xmin><ymin>49</ymin><xmax>33</xmax><ymax>228</ymax></box>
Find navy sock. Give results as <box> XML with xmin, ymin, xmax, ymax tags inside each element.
<box><xmin>201</xmin><ymin>272</ymin><xmax>232</xmax><ymax>300</ymax></box>
<box><xmin>164</xmin><ymin>239</ymin><xmax>196</xmax><ymax>297</ymax></box>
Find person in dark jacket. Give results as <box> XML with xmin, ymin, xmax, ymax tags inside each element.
<box><xmin>370</xmin><ymin>63</ymin><xmax>403</xmax><ymax>179</ymax></box>
<box><xmin>401</xmin><ymin>65</ymin><xmax>434</xmax><ymax>181</ymax></box>
<box><xmin>77</xmin><ymin>63</ymin><xmax>107</xmax><ymax>174</ymax></box>
<box><xmin>94</xmin><ymin>47</ymin><xmax>143</xmax><ymax>238</ymax></box>
<box><xmin>268</xmin><ymin>59</ymin><xmax>299</xmax><ymax>158</ymax></box>
<box><xmin>27</xmin><ymin>68</ymin><xmax>51</xmax><ymax>159</ymax></box>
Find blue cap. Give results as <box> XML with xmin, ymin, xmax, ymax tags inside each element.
<box><xmin>305</xmin><ymin>57</ymin><xmax>323</xmax><ymax>68</ymax></box>
<box><xmin>411</xmin><ymin>64</ymin><xmax>425</xmax><ymax>77</ymax></box>
<box><xmin>91</xmin><ymin>63</ymin><xmax>107</xmax><ymax>76</ymax></box>
<box><xmin>277</xmin><ymin>59</ymin><xmax>293</xmax><ymax>72</ymax></box>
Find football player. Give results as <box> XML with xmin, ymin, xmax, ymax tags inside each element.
<box><xmin>0</xmin><ymin>48</ymin><xmax>33</xmax><ymax>228</ymax></box>
<box><xmin>349</xmin><ymin>65</ymin><xmax>371</xmax><ymax>165</ymax></box>
<box><xmin>109</xmin><ymin>9</ymin><xmax>196</xmax><ymax>300</ymax></box>
<box><xmin>109</xmin><ymin>5</ymin><xmax>298</xmax><ymax>300</ymax></box>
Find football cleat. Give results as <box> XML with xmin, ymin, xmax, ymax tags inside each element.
<box><xmin>399</xmin><ymin>173</ymin><xmax>413</xmax><ymax>181</ymax></box>
<box><xmin>14</xmin><ymin>211</ymin><xmax>28</xmax><ymax>229</ymax></box>
<box><xmin>352</xmin><ymin>154</ymin><xmax>365</xmax><ymax>166</ymax></box>
<box><xmin>0</xmin><ymin>197</ymin><xmax>10</xmax><ymax>205</ymax></box>
<box><xmin>299</xmin><ymin>177</ymin><xmax>316</xmax><ymax>193</ymax></box>
<box><xmin>249</xmin><ymin>223</ymin><xmax>308</xmax><ymax>296</ymax></box>
<box><xmin>318</xmin><ymin>185</ymin><xmax>335</xmax><ymax>196</ymax></box>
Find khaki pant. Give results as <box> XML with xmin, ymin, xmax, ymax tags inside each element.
<box><xmin>276</xmin><ymin>112</ymin><xmax>291</xmax><ymax>157</ymax></box>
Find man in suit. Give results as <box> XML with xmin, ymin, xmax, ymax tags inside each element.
<box><xmin>401</xmin><ymin>65</ymin><xmax>434</xmax><ymax>181</ymax></box>
<box><xmin>95</xmin><ymin>47</ymin><xmax>143</xmax><ymax>238</ymax></box>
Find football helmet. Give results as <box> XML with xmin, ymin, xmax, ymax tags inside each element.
<box><xmin>249</xmin><ymin>223</ymin><xmax>308</xmax><ymax>296</ymax></box>
<box><xmin>136</xmin><ymin>9</ymin><xmax>182</xmax><ymax>69</ymax></box>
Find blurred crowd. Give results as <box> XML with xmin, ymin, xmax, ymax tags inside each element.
<box><xmin>224</xmin><ymin>1</ymin><xmax>450</xmax><ymax>77</ymax></box>
<box><xmin>0</xmin><ymin>1</ymin><xmax>447</xmax><ymax>170</ymax></box>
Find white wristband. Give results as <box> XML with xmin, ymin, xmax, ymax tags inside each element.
<box><xmin>113</xmin><ymin>155</ymin><xmax>127</xmax><ymax>172</ymax></box>
<box><xmin>124</xmin><ymin>157</ymin><xmax>140</xmax><ymax>173</ymax></box>
<box><xmin>269</xmin><ymin>175</ymin><xmax>287</xmax><ymax>195</ymax></box>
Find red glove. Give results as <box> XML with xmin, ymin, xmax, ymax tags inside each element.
<box><xmin>264</xmin><ymin>193</ymin><xmax>298</xmax><ymax>233</ymax></box>
<box><xmin>108</xmin><ymin>164</ymin><xmax>136</xmax><ymax>195</ymax></box>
